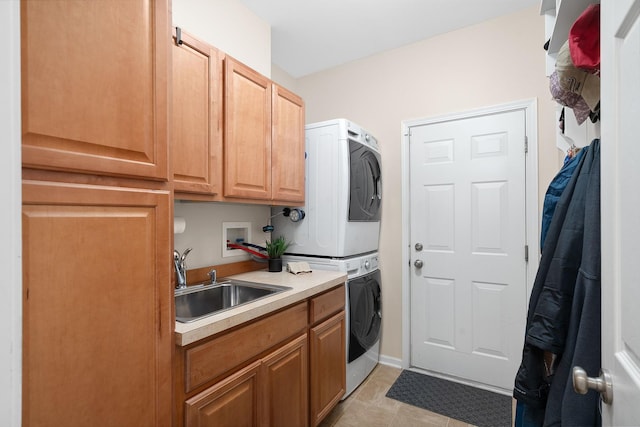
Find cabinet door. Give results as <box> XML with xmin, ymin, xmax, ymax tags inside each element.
<box><xmin>224</xmin><ymin>57</ymin><xmax>272</xmax><ymax>200</ymax></box>
<box><xmin>272</xmin><ymin>84</ymin><xmax>305</xmax><ymax>203</ymax></box>
<box><xmin>172</xmin><ymin>30</ymin><xmax>223</xmax><ymax>195</ymax></box>
<box><xmin>185</xmin><ymin>361</ymin><xmax>261</xmax><ymax>427</ymax></box>
<box><xmin>309</xmin><ymin>311</ymin><xmax>346</xmax><ymax>427</ymax></box>
<box><xmin>261</xmin><ymin>334</ymin><xmax>309</xmax><ymax>427</ymax></box>
<box><xmin>21</xmin><ymin>0</ymin><xmax>169</xmax><ymax>180</ymax></box>
<box><xmin>22</xmin><ymin>180</ymin><xmax>172</xmax><ymax>427</ymax></box>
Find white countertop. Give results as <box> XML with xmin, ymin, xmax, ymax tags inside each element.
<box><xmin>174</xmin><ymin>269</ymin><xmax>347</xmax><ymax>346</ymax></box>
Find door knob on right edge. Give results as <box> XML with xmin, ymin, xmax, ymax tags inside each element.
<box><xmin>572</xmin><ymin>366</ymin><xmax>613</xmax><ymax>404</ymax></box>
<box><xmin>414</xmin><ymin>259</ymin><xmax>423</xmax><ymax>269</ymax></box>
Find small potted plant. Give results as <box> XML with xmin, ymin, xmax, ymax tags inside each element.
<box><xmin>265</xmin><ymin>235</ymin><xmax>289</xmax><ymax>272</ymax></box>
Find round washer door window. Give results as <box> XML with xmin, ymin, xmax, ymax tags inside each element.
<box><xmin>348</xmin><ymin>271</ymin><xmax>381</xmax><ymax>362</ymax></box>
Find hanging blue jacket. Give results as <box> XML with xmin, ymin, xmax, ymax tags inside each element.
<box><xmin>540</xmin><ymin>147</ymin><xmax>587</xmax><ymax>250</ymax></box>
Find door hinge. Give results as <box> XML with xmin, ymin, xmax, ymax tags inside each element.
<box><xmin>524</xmin><ymin>136</ymin><xmax>529</xmax><ymax>154</ymax></box>
<box><xmin>525</xmin><ymin>245</ymin><xmax>529</xmax><ymax>262</ymax></box>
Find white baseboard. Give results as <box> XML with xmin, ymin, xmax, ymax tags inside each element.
<box><xmin>378</xmin><ymin>354</ymin><xmax>402</xmax><ymax>369</ymax></box>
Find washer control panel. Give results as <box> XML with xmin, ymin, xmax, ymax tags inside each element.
<box><xmin>361</xmin><ymin>254</ymin><xmax>379</xmax><ymax>271</ymax></box>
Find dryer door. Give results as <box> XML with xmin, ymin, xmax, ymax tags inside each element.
<box><xmin>348</xmin><ymin>140</ymin><xmax>381</xmax><ymax>221</ymax></box>
<box><xmin>348</xmin><ymin>270</ymin><xmax>381</xmax><ymax>362</ymax></box>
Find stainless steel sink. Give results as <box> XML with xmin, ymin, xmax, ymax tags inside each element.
<box><xmin>175</xmin><ymin>281</ymin><xmax>291</xmax><ymax>323</ymax></box>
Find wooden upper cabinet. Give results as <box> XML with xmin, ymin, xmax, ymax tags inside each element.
<box><xmin>272</xmin><ymin>84</ymin><xmax>305</xmax><ymax>204</ymax></box>
<box><xmin>168</xmin><ymin>34</ymin><xmax>305</xmax><ymax>203</ymax></box>
<box><xmin>224</xmin><ymin>57</ymin><xmax>272</xmax><ymax>200</ymax></box>
<box><xmin>21</xmin><ymin>0</ymin><xmax>169</xmax><ymax>180</ymax></box>
<box><xmin>223</xmin><ymin>58</ymin><xmax>306</xmax><ymax>204</ymax></box>
<box><xmin>172</xmin><ymin>29</ymin><xmax>223</xmax><ymax>195</ymax></box>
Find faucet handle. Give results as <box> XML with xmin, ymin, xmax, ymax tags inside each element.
<box><xmin>208</xmin><ymin>269</ymin><xmax>217</xmax><ymax>284</ymax></box>
<box><xmin>180</xmin><ymin>247</ymin><xmax>192</xmax><ymax>264</ymax></box>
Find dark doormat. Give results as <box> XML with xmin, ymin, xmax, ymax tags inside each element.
<box><xmin>386</xmin><ymin>370</ymin><xmax>512</xmax><ymax>427</ymax></box>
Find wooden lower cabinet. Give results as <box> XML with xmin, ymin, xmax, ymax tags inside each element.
<box><xmin>261</xmin><ymin>334</ymin><xmax>309</xmax><ymax>427</ymax></box>
<box><xmin>309</xmin><ymin>311</ymin><xmax>346</xmax><ymax>427</ymax></box>
<box><xmin>176</xmin><ymin>286</ymin><xmax>345</xmax><ymax>427</ymax></box>
<box><xmin>186</xmin><ymin>361</ymin><xmax>262</xmax><ymax>427</ymax></box>
<box><xmin>22</xmin><ymin>178</ymin><xmax>172</xmax><ymax>427</ymax></box>
<box><xmin>184</xmin><ymin>334</ymin><xmax>308</xmax><ymax>427</ymax></box>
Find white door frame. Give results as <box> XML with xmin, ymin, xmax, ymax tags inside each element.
<box><xmin>2</xmin><ymin>1</ymin><xmax>22</xmax><ymax>426</ymax></box>
<box><xmin>400</xmin><ymin>99</ymin><xmax>540</xmax><ymax>368</ymax></box>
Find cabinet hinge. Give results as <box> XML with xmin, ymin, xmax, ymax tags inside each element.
<box><xmin>525</xmin><ymin>245</ymin><xmax>529</xmax><ymax>262</ymax></box>
<box><xmin>175</xmin><ymin>26</ymin><xmax>183</xmax><ymax>45</ymax></box>
<box><xmin>524</xmin><ymin>135</ymin><xmax>529</xmax><ymax>154</ymax></box>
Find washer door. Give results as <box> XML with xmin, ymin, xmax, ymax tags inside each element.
<box><xmin>348</xmin><ymin>270</ymin><xmax>381</xmax><ymax>362</ymax></box>
<box><xmin>348</xmin><ymin>140</ymin><xmax>382</xmax><ymax>221</ymax></box>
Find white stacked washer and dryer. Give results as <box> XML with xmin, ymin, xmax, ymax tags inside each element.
<box><xmin>272</xmin><ymin>118</ymin><xmax>382</xmax><ymax>399</ymax></box>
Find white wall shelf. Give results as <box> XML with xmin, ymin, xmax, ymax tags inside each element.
<box><xmin>540</xmin><ymin>0</ymin><xmax>601</xmax><ymax>151</ymax></box>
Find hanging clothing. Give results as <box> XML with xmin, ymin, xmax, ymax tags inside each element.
<box><xmin>514</xmin><ymin>139</ymin><xmax>601</xmax><ymax>426</ymax></box>
<box><xmin>540</xmin><ymin>147</ymin><xmax>587</xmax><ymax>250</ymax></box>
<box><xmin>515</xmin><ymin>401</ymin><xmax>545</xmax><ymax>427</ymax></box>
<box><xmin>514</xmin><ymin>146</ymin><xmax>587</xmax><ymax>427</ymax></box>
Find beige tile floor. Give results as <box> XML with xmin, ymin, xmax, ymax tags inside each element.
<box><xmin>319</xmin><ymin>364</ymin><xmax>476</xmax><ymax>427</ymax></box>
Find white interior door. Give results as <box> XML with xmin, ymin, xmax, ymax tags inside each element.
<box><xmin>600</xmin><ymin>1</ymin><xmax>640</xmax><ymax>424</ymax></box>
<box><xmin>409</xmin><ymin>109</ymin><xmax>528</xmax><ymax>391</ymax></box>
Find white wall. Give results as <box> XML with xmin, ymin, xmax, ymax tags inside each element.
<box><xmin>174</xmin><ymin>202</ymin><xmax>271</xmax><ymax>269</ymax></box>
<box><xmin>1</xmin><ymin>0</ymin><xmax>22</xmax><ymax>425</ymax></box>
<box><xmin>172</xmin><ymin>0</ymin><xmax>271</xmax><ymax>77</ymax></box>
<box><xmin>271</xmin><ymin>63</ymin><xmax>298</xmax><ymax>93</ymax></box>
<box><xmin>294</xmin><ymin>6</ymin><xmax>559</xmax><ymax>360</ymax></box>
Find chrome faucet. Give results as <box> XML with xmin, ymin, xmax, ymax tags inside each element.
<box><xmin>174</xmin><ymin>248</ymin><xmax>192</xmax><ymax>289</ymax></box>
<box><xmin>208</xmin><ymin>269</ymin><xmax>217</xmax><ymax>284</ymax></box>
